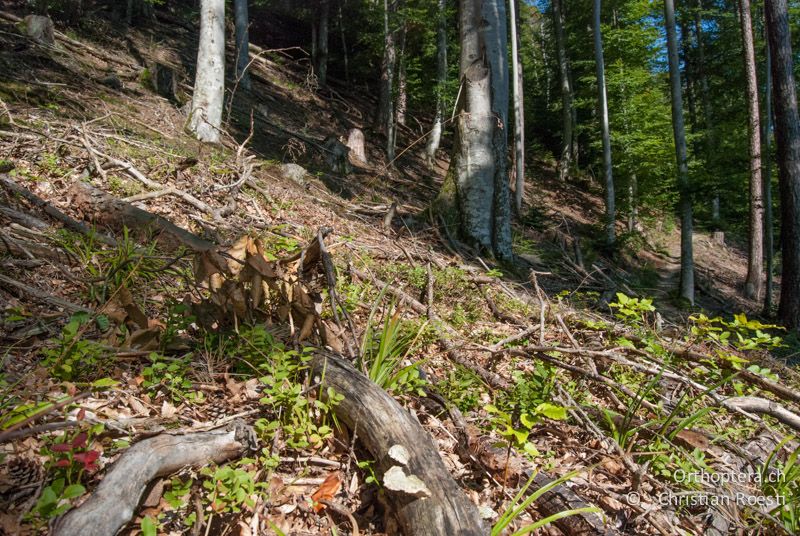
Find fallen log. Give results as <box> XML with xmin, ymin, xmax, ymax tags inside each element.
<box><xmin>311</xmin><ymin>351</ymin><xmax>485</xmax><ymax>535</ymax></box>
<box><xmin>0</xmin><ymin>174</ymin><xmax>117</xmax><ymax>246</ymax></box>
<box><xmin>53</xmin><ymin>420</ymin><xmax>256</xmax><ymax>536</ymax></box>
<box><xmin>69</xmin><ymin>180</ymin><xmax>214</xmax><ymax>252</ymax></box>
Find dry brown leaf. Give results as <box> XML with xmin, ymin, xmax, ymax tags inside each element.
<box><xmin>124</xmin><ymin>328</ymin><xmax>160</xmax><ymax>351</ymax></box>
<box><xmin>310</xmin><ymin>470</ymin><xmax>342</xmax><ymax>513</ymax></box>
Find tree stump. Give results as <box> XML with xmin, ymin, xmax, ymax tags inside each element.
<box><xmin>346</xmin><ymin>128</ymin><xmax>367</xmax><ymax>164</ymax></box>
<box><xmin>23</xmin><ymin>15</ymin><xmax>54</xmax><ymax>45</ymax></box>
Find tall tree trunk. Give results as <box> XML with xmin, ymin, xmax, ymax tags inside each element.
<box><xmin>552</xmin><ymin>0</ymin><xmax>573</xmax><ymax>181</ymax></box>
<box><xmin>509</xmin><ymin>0</ymin><xmax>525</xmax><ymax>213</ymax></box>
<box><xmin>188</xmin><ymin>0</ymin><xmax>225</xmax><ymax>144</ymax></box>
<box><xmin>593</xmin><ymin>0</ymin><xmax>614</xmax><ymax>247</ymax></box>
<box><xmin>665</xmin><ymin>0</ymin><xmax>694</xmax><ymax>304</ymax></box>
<box><xmin>376</xmin><ymin>0</ymin><xmax>398</xmax><ymax>160</ymax></box>
<box><xmin>234</xmin><ymin>0</ymin><xmax>251</xmax><ymax>91</ymax></box>
<box><xmin>739</xmin><ymin>0</ymin><xmax>764</xmax><ymax>300</ymax></box>
<box><xmin>396</xmin><ymin>20</ymin><xmax>408</xmax><ymax>126</ymax></box>
<box><xmin>765</xmin><ymin>0</ymin><xmax>800</xmax><ymax>331</ymax></box>
<box><xmin>764</xmin><ymin>31</ymin><xmax>774</xmax><ymax>313</ymax></box>
<box><xmin>437</xmin><ymin>0</ymin><xmax>512</xmax><ymax>260</ymax></box>
<box><xmin>425</xmin><ymin>0</ymin><xmax>447</xmax><ymax>168</ymax></box>
<box><xmin>314</xmin><ymin>0</ymin><xmax>330</xmax><ymax>87</ymax></box>
<box><xmin>694</xmin><ymin>0</ymin><xmax>717</xmax><ymax>223</ymax></box>
<box><xmin>338</xmin><ymin>1</ymin><xmax>349</xmax><ymax>83</ymax></box>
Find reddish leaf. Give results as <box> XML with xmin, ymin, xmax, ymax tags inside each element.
<box><xmin>71</xmin><ymin>432</ymin><xmax>88</xmax><ymax>449</ymax></box>
<box><xmin>310</xmin><ymin>471</ymin><xmax>342</xmax><ymax>513</ymax></box>
<box><xmin>55</xmin><ymin>459</ymin><xmax>71</xmax><ymax>467</ymax></box>
<box><xmin>51</xmin><ymin>443</ymin><xmax>71</xmax><ymax>452</ymax></box>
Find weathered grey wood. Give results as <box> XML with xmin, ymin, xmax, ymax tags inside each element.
<box><xmin>311</xmin><ymin>352</ymin><xmax>485</xmax><ymax>535</ymax></box>
<box><xmin>0</xmin><ymin>174</ymin><xmax>117</xmax><ymax>246</ymax></box>
<box><xmin>54</xmin><ymin>422</ymin><xmax>254</xmax><ymax>536</ymax></box>
<box><xmin>23</xmin><ymin>14</ymin><xmax>54</xmax><ymax>45</ymax></box>
<box><xmin>69</xmin><ymin>181</ymin><xmax>214</xmax><ymax>252</ymax></box>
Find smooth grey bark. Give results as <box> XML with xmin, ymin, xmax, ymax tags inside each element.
<box><xmin>425</xmin><ymin>0</ymin><xmax>447</xmax><ymax>168</ymax></box>
<box><xmin>438</xmin><ymin>0</ymin><xmax>512</xmax><ymax>260</ymax></box>
<box><xmin>552</xmin><ymin>0</ymin><xmax>574</xmax><ymax>181</ymax></box>
<box><xmin>764</xmin><ymin>33</ymin><xmax>774</xmax><ymax>313</ymax></box>
<box><xmin>509</xmin><ymin>0</ymin><xmax>525</xmax><ymax>213</ymax></box>
<box><xmin>665</xmin><ymin>0</ymin><xmax>694</xmax><ymax>304</ymax></box>
<box><xmin>376</xmin><ymin>0</ymin><xmax>398</xmax><ymax>160</ymax></box>
<box><xmin>739</xmin><ymin>0</ymin><xmax>764</xmax><ymax>300</ymax></box>
<box><xmin>396</xmin><ymin>20</ymin><xmax>408</xmax><ymax>126</ymax></box>
<box><xmin>234</xmin><ymin>0</ymin><xmax>251</xmax><ymax>91</ymax></box>
<box><xmin>188</xmin><ymin>0</ymin><xmax>225</xmax><ymax>144</ymax></box>
<box><xmin>765</xmin><ymin>0</ymin><xmax>800</xmax><ymax>331</ymax></box>
<box><xmin>593</xmin><ymin>0</ymin><xmax>614</xmax><ymax>246</ymax></box>
<box><xmin>314</xmin><ymin>0</ymin><xmax>330</xmax><ymax>86</ymax></box>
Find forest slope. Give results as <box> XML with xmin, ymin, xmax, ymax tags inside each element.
<box><xmin>0</xmin><ymin>5</ymin><xmax>799</xmax><ymax>536</ymax></box>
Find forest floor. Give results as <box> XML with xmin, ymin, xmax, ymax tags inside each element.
<box><xmin>1</xmin><ymin>4</ymin><xmax>799</xmax><ymax>536</ymax></box>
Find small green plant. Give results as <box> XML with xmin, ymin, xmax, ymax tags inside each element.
<box><xmin>491</xmin><ymin>468</ymin><xmax>600</xmax><ymax>535</ymax></box>
<box><xmin>200</xmin><ymin>461</ymin><xmax>263</xmax><ymax>513</ymax></box>
<box><xmin>356</xmin><ymin>459</ymin><xmax>380</xmax><ymax>486</ymax></box>
<box><xmin>359</xmin><ymin>295</ymin><xmax>428</xmax><ymax>396</ymax></box>
<box><xmin>239</xmin><ymin>326</ymin><xmax>340</xmax><ymax>450</ymax></box>
<box><xmin>437</xmin><ymin>365</ymin><xmax>485</xmax><ymax>412</ymax></box>
<box><xmin>31</xmin><ymin>477</ymin><xmax>87</xmax><ymax>520</ymax></box>
<box><xmin>41</xmin><ymin>312</ymin><xmax>110</xmax><ymax>380</ymax></box>
<box><xmin>55</xmin><ymin>227</ymin><xmax>165</xmax><ymax>303</ymax></box>
<box><xmin>486</xmin><ymin>402</ymin><xmax>567</xmax><ymax>459</ymax></box>
<box><xmin>759</xmin><ymin>436</ymin><xmax>800</xmax><ymax>532</ymax></box>
<box><xmin>141</xmin><ymin>353</ymin><xmax>204</xmax><ymax>404</ymax></box>
<box><xmin>609</xmin><ymin>292</ymin><xmax>655</xmax><ymax>326</ymax></box>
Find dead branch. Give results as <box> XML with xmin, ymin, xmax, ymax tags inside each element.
<box><xmin>722</xmin><ymin>396</ymin><xmax>800</xmax><ymax>433</ymax></box>
<box><xmin>0</xmin><ymin>274</ymin><xmax>89</xmax><ymax>313</ymax></box>
<box><xmin>53</xmin><ymin>421</ymin><xmax>256</xmax><ymax>536</ymax></box>
<box><xmin>70</xmin><ymin>181</ymin><xmax>214</xmax><ymax>252</ymax></box>
<box><xmin>311</xmin><ymin>351</ymin><xmax>485</xmax><ymax>535</ymax></box>
<box><xmin>0</xmin><ymin>174</ymin><xmax>117</xmax><ymax>246</ymax></box>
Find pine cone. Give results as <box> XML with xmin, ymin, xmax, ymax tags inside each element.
<box><xmin>6</xmin><ymin>457</ymin><xmax>43</xmax><ymax>487</ymax></box>
<box><xmin>205</xmin><ymin>400</ymin><xmax>228</xmax><ymax>421</ymax></box>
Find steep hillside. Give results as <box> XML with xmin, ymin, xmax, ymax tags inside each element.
<box><xmin>1</xmin><ymin>5</ymin><xmax>799</xmax><ymax>536</ymax></box>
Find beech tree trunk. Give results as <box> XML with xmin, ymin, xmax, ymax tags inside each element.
<box><xmin>396</xmin><ymin>19</ymin><xmax>408</xmax><ymax>126</ymax></box>
<box><xmin>739</xmin><ymin>0</ymin><xmax>764</xmax><ymax>300</ymax></box>
<box><xmin>665</xmin><ymin>0</ymin><xmax>694</xmax><ymax>304</ymax></box>
<box><xmin>188</xmin><ymin>0</ymin><xmax>225</xmax><ymax>144</ymax></box>
<box><xmin>552</xmin><ymin>0</ymin><xmax>574</xmax><ymax>181</ymax></box>
<box><xmin>593</xmin><ymin>0</ymin><xmax>615</xmax><ymax>247</ymax></box>
<box><xmin>425</xmin><ymin>0</ymin><xmax>447</xmax><ymax>169</ymax></box>
<box><xmin>509</xmin><ymin>0</ymin><xmax>525</xmax><ymax>213</ymax></box>
<box><xmin>234</xmin><ymin>0</ymin><xmax>251</xmax><ymax>91</ymax></box>
<box><xmin>437</xmin><ymin>0</ymin><xmax>512</xmax><ymax>261</ymax></box>
<box><xmin>376</xmin><ymin>0</ymin><xmax>398</xmax><ymax>160</ymax></box>
<box><xmin>765</xmin><ymin>0</ymin><xmax>800</xmax><ymax>331</ymax></box>
<box><xmin>763</xmin><ymin>33</ymin><xmax>774</xmax><ymax>313</ymax></box>
<box><xmin>314</xmin><ymin>0</ymin><xmax>330</xmax><ymax>87</ymax></box>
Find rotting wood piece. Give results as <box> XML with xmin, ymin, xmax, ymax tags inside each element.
<box><xmin>0</xmin><ymin>175</ymin><xmax>117</xmax><ymax>246</ymax></box>
<box><xmin>311</xmin><ymin>351</ymin><xmax>485</xmax><ymax>536</ymax></box>
<box><xmin>69</xmin><ymin>181</ymin><xmax>214</xmax><ymax>252</ymax></box>
<box><xmin>53</xmin><ymin>420</ymin><xmax>256</xmax><ymax>536</ymax></box>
